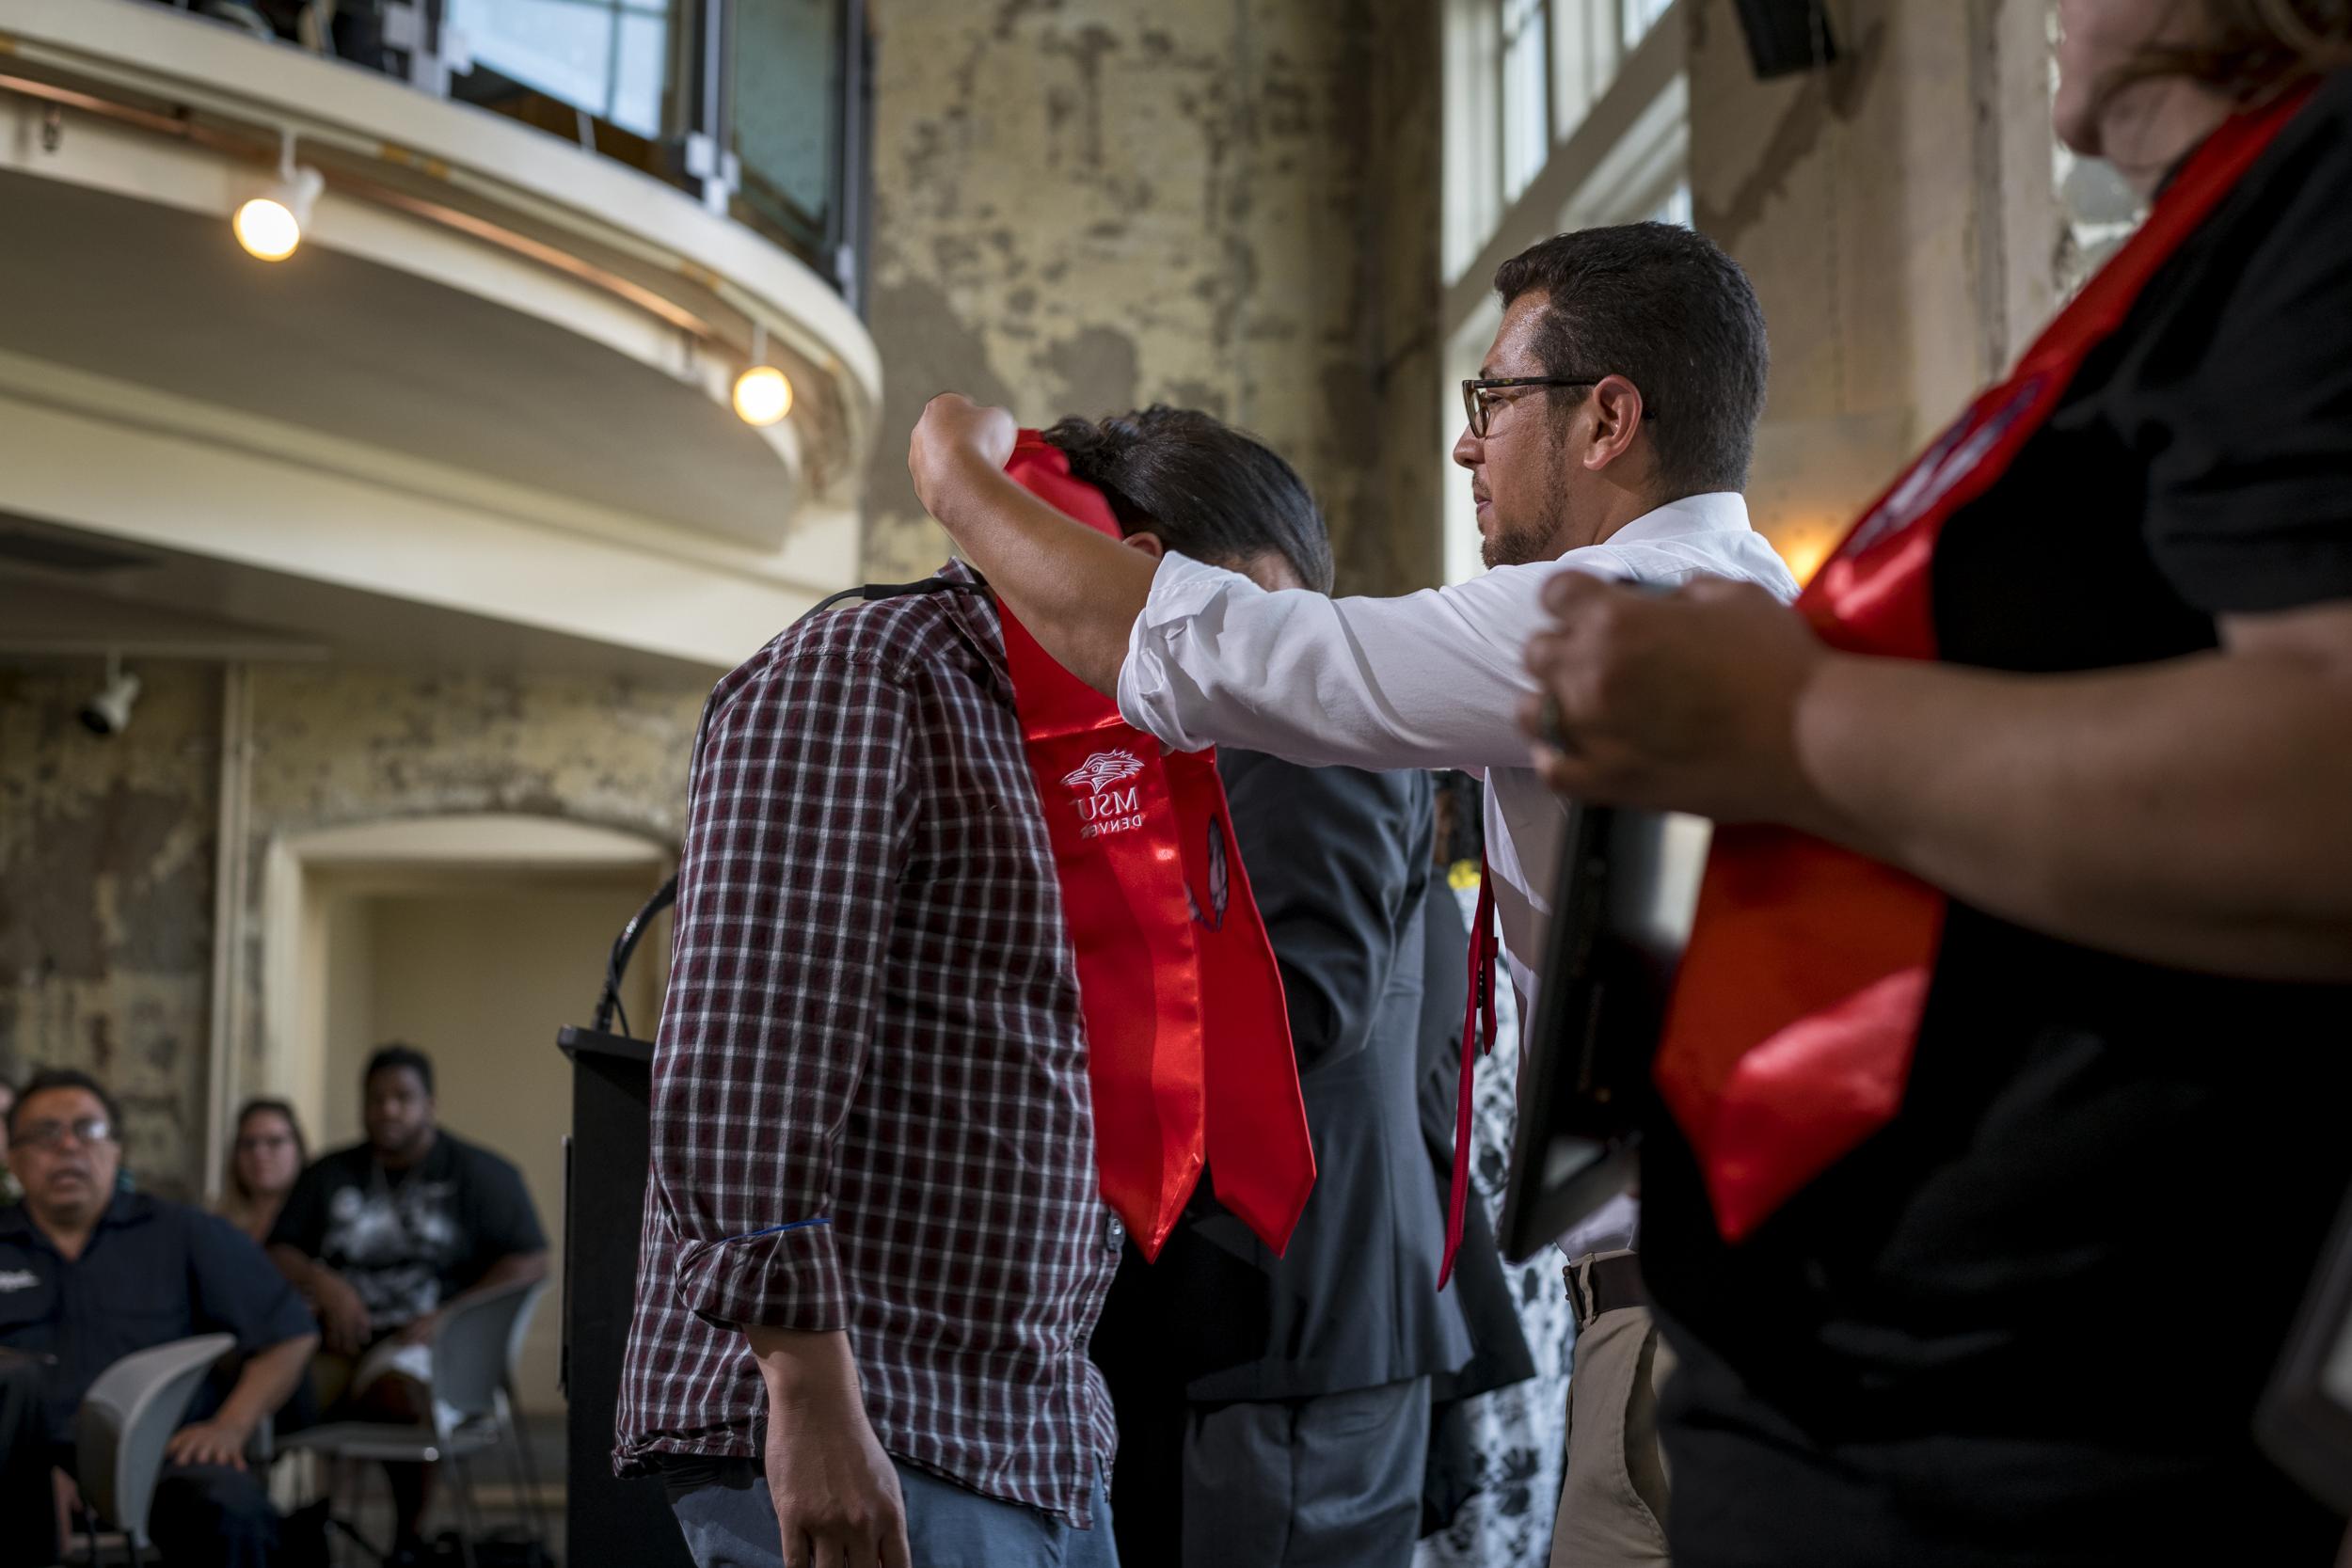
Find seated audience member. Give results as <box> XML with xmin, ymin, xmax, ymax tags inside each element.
<box><xmin>268</xmin><ymin>1043</ymin><xmax>547</xmax><ymax>1563</ymax></box>
<box><xmin>0</xmin><ymin>1069</ymin><xmax>318</xmax><ymax>1568</ymax></box>
<box><xmin>216</xmin><ymin>1099</ymin><xmax>308</xmax><ymax>1247</ymax></box>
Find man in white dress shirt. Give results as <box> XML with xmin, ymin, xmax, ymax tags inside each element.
<box><xmin>907</xmin><ymin>222</ymin><xmax>1798</xmax><ymax>1567</ymax></box>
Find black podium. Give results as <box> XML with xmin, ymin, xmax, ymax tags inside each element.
<box><xmin>557</xmin><ymin>1022</ymin><xmax>691</xmax><ymax>1568</ymax></box>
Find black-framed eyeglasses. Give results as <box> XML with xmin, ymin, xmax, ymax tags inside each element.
<box><xmin>1461</xmin><ymin>375</ymin><xmax>1657</xmax><ymax>438</ymax></box>
<box><xmin>18</xmin><ymin>1117</ymin><xmax>113</xmax><ymax>1151</ymax></box>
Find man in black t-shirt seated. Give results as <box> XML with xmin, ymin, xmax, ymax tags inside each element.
<box><xmin>2</xmin><ymin>1069</ymin><xmax>318</xmax><ymax>1568</ymax></box>
<box><xmin>267</xmin><ymin>1043</ymin><xmax>548</xmax><ymax>1562</ymax></box>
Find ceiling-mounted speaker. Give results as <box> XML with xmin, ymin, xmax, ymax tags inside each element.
<box><xmin>1733</xmin><ymin>0</ymin><xmax>1838</xmax><ymax>79</ymax></box>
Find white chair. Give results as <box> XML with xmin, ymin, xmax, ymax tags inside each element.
<box><xmin>73</xmin><ymin>1332</ymin><xmax>238</xmax><ymax>1567</ymax></box>
<box><xmin>277</xmin><ymin>1277</ymin><xmax>548</xmax><ymax>1568</ymax></box>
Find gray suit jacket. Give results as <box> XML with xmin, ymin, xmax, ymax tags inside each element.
<box><xmin>1094</xmin><ymin>752</ymin><xmax>1474</xmax><ymax>1402</ymax></box>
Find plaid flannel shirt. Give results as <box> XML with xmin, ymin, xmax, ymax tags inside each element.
<box><xmin>613</xmin><ymin>562</ymin><xmax>1120</xmax><ymax>1525</ymax></box>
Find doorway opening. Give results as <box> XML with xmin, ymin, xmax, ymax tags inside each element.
<box><xmin>257</xmin><ymin>814</ymin><xmax>672</xmax><ymax>1418</ymax></box>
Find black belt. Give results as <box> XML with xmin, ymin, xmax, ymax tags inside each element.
<box><xmin>1565</xmin><ymin>1250</ymin><xmax>1647</xmax><ymax>1325</ymax></box>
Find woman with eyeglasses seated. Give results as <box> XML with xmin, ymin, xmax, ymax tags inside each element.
<box><xmin>215</xmin><ymin>1098</ymin><xmax>309</xmax><ymax>1249</ymax></box>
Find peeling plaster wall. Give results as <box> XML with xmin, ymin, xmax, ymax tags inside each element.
<box><xmin>231</xmin><ymin>663</ymin><xmax>707</xmax><ymax>1093</ymax></box>
<box><xmin>1688</xmin><ymin>0</ymin><xmax>2064</xmax><ymax>572</ymax></box>
<box><xmin>0</xmin><ymin>664</ymin><xmax>221</xmax><ymax>1196</ymax></box>
<box><xmin>861</xmin><ymin>0</ymin><xmax>1443</xmax><ymax>595</ymax></box>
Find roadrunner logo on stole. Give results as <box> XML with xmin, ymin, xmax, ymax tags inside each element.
<box><xmin>1062</xmin><ymin>749</ymin><xmax>1147</xmax><ymax>839</ymax></box>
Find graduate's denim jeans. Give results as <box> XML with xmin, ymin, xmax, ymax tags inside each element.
<box><xmin>664</xmin><ymin>1453</ymin><xmax>1118</xmax><ymax>1568</ymax></box>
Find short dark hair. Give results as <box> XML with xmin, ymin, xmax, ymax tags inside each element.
<box><xmin>1041</xmin><ymin>406</ymin><xmax>1335</xmax><ymax>594</ymax></box>
<box><xmin>364</xmin><ymin>1043</ymin><xmax>435</xmax><ymax>1098</ymax></box>
<box><xmin>9</xmin><ymin>1068</ymin><xmax>123</xmax><ymax>1140</ymax></box>
<box><xmin>1492</xmin><ymin>222</ymin><xmax>1769</xmax><ymax>497</ymax></box>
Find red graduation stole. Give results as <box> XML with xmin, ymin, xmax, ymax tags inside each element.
<box><xmin>1652</xmin><ymin>87</ymin><xmax>2313</xmax><ymax>1243</ymax></box>
<box><xmin>1438</xmin><ymin>864</ymin><xmax>1498</xmax><ymax>1289</ymax></box>
<box><xmin>994</xmin><ymin>434</ymin><xmax>1317</xmax><ymax>1260</ymax></box>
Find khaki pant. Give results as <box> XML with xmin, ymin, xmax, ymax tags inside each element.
<box><xmin>1549</xmin><ymin>1251</ymin><xmax>1676</xmax><ymax>1568</ymax></box>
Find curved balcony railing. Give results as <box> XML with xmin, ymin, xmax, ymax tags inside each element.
<box><xmin>145</xmin><ymin>0</ymin><xmax>869</xmax><ymax>311</ymax></box>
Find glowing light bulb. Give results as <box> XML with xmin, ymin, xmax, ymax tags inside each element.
<box><xmin>232</xmin><ymin>155</ymin><xmax>321</xmax><ymax>263</ymax></box>
<box><xmin>733</xmin><ymin>364</ymin><xmax>793</xmax><ymax>426</ymax></box>
<box><xmin>233</xmin><ymin>196</ymin><xmax>304</xmax><ymax>261</ymax></box>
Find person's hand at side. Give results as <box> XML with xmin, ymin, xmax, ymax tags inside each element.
<box><xmin>748</xmin><ymin>1326</ymin><xmax>911</xmax><ymax>1568</ymax></box>
<box><xmin>165</xmin><ymin>1415</ymin><xmax>254</xmax><ymax>1470</ymax></box>
<box><xmin>908</xmin><ymin>393</ymin><xmax>1018</xmax><ymax>530</ymax></box>
<box><xmin>1518</xmin><ymin>573</ymin><xmax>1838</xmax><ymax>832</ymax></box>
<box><xmin>306</xmin><ymin>1265</ymin><xmax>372</xmax><ymax>1356</ymax></box>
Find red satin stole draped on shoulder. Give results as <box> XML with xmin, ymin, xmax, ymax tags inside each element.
<box><xmin>1651</xmin><ymin>87</ymin><xmax>2316</xmax><ymax>1243</ymax></box>
<box><xmin>995</xmin><ymin>436</ymin><xmax>1316</xmax><ymax>1259</ymax></box>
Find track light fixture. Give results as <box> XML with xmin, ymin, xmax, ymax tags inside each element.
<box><xmin>80</xmin><ymin>653</ymin><xmax>141</xmax><ymax>738</ymax></box>
<box><xmin>732</xmin><ymin>323</ymin><xmax>794</xmax><ymax>427</ymax></box>
<box><xmin>233</xmin><ymin>134</ymin><xmax>324</xmax><ymax>262</ymax></box>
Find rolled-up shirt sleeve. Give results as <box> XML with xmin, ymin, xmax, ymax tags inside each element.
<box><xmin>654</xmin><ymin>650</ymin><xmax>914</xmax><ymax>1332</ymax></box>
<box><xmin>1119</xmin><ymin>550</ymin><xmax>1558</xmax><ymax>772</ymax></box>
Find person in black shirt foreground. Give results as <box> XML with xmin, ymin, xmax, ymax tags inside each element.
<box><xmin>269</xmin><ymin>1043</ymin><xmax>548</xmax><ymax>1564</ymax></box>
<box><xmin>0</xmin><ymin>1069</ymin><xmax>317</xmax><ymax>1567</ymax></box>
<box><xmin>1514</xmin><ymin>4</ymin><xmax>2352</xmax><ymax>1564</ymax></box>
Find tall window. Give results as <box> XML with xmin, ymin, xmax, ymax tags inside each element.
<box><xmin>1621</xmin><ymin>0</ymin><xmax>1675</xmax><ymax>51</ymax></box>
<box><xmin>1441</xmin><ymin>0</ymin><xmax>1691</xmax><ymax>581</ymax></box>
<box><xmin>1501</xmin><ymin>0</ymin><xmax>1552</xmax><ymax>201</ymax></box>
<box><xmin>446</xmin><ymin>0</ymin><xmax>675</xmax><ymax>141</ymax></box>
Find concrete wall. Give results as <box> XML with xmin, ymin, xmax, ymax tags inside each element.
<box><xmin>859</xmin><ymin>0</ymin><xmax>1445</xmax><ymax>596</ymax></box>
<box><xmin>232</xmin><ymin>664</ymin><xmax>705</xmax><ymax>1117</ymax></box>
<box><xmin>0</xmin><ymin>664</ymin><xmax>221</xmax><ymax>1195</ymax></box>
<box><xmin>1688</xmin><ymin>0</ymin><xmax>2065</xmax><ymax>575</ymax></box>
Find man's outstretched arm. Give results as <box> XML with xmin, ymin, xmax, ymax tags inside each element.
<box><xmin>910</xmin><ymin>393</ymin><xmax>1553</xmax><ymax>773</ymax></box>
<box><xmin>909</xmin><ymin>394</ymin><xmax>1150</xmax><ymax>697</ymax></box>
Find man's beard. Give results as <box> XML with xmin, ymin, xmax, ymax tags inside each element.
<box><xmin>1481</xmin><ymin>487</ymin><xmax>1572</xmax><ymax>569</ymax></box>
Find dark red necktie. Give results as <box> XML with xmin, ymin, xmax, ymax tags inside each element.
<box><xmin>1438</xmin><ymin>862</ymin><xmax>1497</xmax><ymax>1288</ymax></box>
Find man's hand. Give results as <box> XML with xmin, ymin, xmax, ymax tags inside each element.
<box><xmin>164</xmin><ymin>1417</ymin><xmax>253</xmax><ymax>1471</ymax></box>
<box><xmin>749</xmin><ymin>1327</ymin><xmax>910</xmax><ymax>1568</ymax></box>
<box><xmin>308</xmin><ymin>1266</ymin><xmax>372</xmax><ymax>1356</ymax></box>
<box><xmin>909</xmin><ymin>393</ymin><xmax>1018</xmax><ymax>529</ymax></box>
<box><xmin>1518</xmin><ymin>573</ymin><xmax>1835</xmax><ymax>830</ymax></box>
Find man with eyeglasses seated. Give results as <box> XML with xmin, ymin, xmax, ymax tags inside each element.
<box><xmin>0</xmin><ymin>1069</ymin><xmax>318</xmax><ymax>1568</ymax></box>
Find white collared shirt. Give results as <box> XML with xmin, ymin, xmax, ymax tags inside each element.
<box><xmin>1117</xmin><ymin>491</ymin><xmax>1801</xmax><ymax>1011</ymax></box>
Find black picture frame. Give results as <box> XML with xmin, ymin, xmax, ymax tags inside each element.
<box><xmin>1497</xmin><ymin>802</ymin><xmax>1710</xmax><ymax>1262</ymax></box>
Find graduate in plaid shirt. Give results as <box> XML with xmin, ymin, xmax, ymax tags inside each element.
<box><xmin>616</xmin><ymin>406</ymin><xmax>1335</xmax><ymax>1568</ymax></box>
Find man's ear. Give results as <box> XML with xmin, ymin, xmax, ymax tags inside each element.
<box><xmin>1583</xmin><ymin>374</ymin><xmax>1648</xmax><ymax>473</ymax></box>
<box><xmin>1120</xmin><ymin>531</ymin><xmax>1168</xmax><ymax>562</ymax></box>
